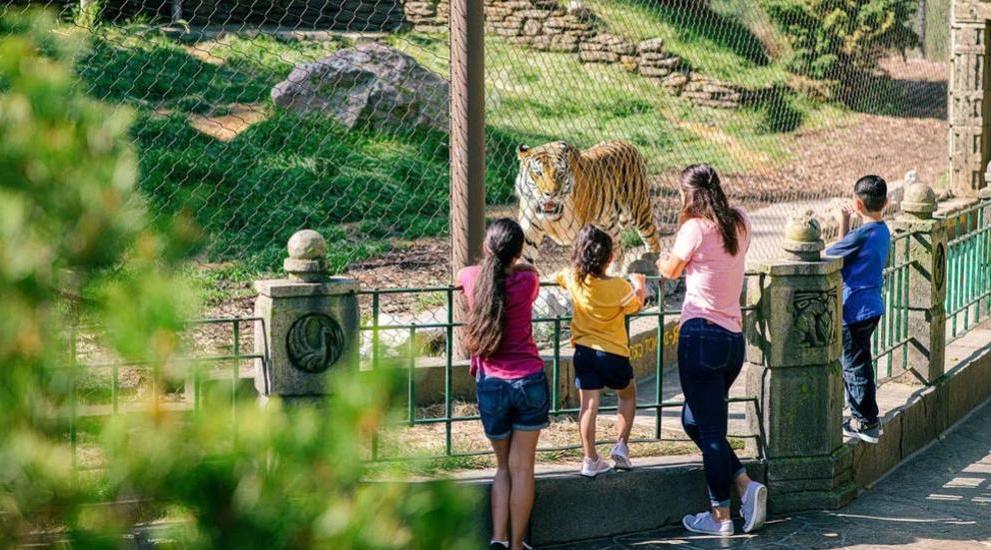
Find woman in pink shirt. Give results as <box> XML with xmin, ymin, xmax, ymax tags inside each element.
<box><xmin>657</xmin><ymin>164</ymin><xmax>767</xmax><ymax>537</ymax></box>
<box><xmin>458</xmin><ymin>218</ymin><xmax>548</xmax><ymax>550</ymax></box>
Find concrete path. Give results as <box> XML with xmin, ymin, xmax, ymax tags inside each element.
<box><xmin>548</xmin><ymin>397</ymin><xmax>991</xmax><ymax>549</ymax></box>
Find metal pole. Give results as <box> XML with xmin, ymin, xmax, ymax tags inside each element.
<box><xmin>449</xmin><ymin>0</ymin><xmax>486</xmax><ymax>278</ymax></box>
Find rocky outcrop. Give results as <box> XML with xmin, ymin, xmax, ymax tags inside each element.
<box><xmin>401</xmin><ymin>0</ymin><xmax>770</xmax><ymax>109</ymax></box>
<box><xmin>271</xmin><ymin>42</ymin><xmax>449</xmax><ymax>132</ymax></box>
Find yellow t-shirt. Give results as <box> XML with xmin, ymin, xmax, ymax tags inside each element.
<box><xmin>554</xmin><ymin>269</ymin><xmax>644</xmax><ymax>357</ymax></box>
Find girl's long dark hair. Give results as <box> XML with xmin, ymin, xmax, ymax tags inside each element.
<box><xmin>572</xmin><ymin>225</ymin><xmax>613</xmax><ymax>287</ymax></box>
<box><xmin>463</xmin><ymin>218</ymin><xmax>525</xmax><ymax>358</ymax></box>
<box><xmin>679</xmin><ymin>164</ymin><xmax>746</xmax><ymax>256</ymax></box>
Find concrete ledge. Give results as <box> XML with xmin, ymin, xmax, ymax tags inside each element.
<box><xmin>457</xmin><ymin>456</ymin><xmax>765</xmax><ymax>546</ymax></box>
<box><xmin>848</xmin><ymin>323</ymin><xmax>991</xmax><ymax>491</ymax></box>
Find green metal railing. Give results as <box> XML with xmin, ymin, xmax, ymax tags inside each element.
<box><xmin>68</xmin><ymin>317</ymin><xmax>264</xmax><ymax>470</ymax></box>
<box><xmin>942</xmin><ymin>199</ymin><xmax>991</xmax><ymax>341</ymax></box>
<box><xmin>360</xmin><ymin>275</ymin><xmax>765</xmax><ymax>462</ymax></box>
<box><xmin>872</xmin><ymin>230</ymin><xmax>913</xmax><ymax>383</ymax></box>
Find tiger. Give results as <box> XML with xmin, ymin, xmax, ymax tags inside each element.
<box><xmin>514</xmin><ymin>140</ymin><xmax>662</xmax><ymax>272</ymax></box>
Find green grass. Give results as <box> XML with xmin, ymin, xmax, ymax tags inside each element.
<box><xmin>73</xmin><ymin>13</ymin><xmax>847</xmax><ymax>276</ymax></box>
<box><xmin>392</xmin><ymin>33</ymin><xmax>806</xmax><ymax>174</ymax></box>
<box><xmin>581</xmin><ymin>0</ymin><xmax>792</xmax><ymax>87</ymax></box>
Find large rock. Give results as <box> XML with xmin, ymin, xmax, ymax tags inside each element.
<box><xmin>271</xmin><ymin>42</ymin><xmax>449</xmax><ymax>133</ymax></box>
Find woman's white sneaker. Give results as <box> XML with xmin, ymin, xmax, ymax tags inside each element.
<box><xmin>610</xmin><ymin>441</ymin><xmax>633</xmax><ymax>470</ymax></box>
<box><xmin>580</xmin><ymin>456</ymin><xmax>613</xmax><ymax>477</ymax></box>
<box><xmin>682</xmin><ymin>512</ymin><xmax>733</xmax><ymax>536</ymax></box>
<box><xmin>741</xmin><ymin>481</ymin><xmax>767</xmax><ymax>533</ymax></box>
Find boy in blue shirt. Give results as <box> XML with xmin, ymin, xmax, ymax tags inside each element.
<box><xmin>825</xmin><ymin>175</ymin><xmax>890</xmax><ymax>444</ymax></box>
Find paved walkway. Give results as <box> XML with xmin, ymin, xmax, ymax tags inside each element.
<box><xmin>548</xmin><ymin>398</ymin><xmax>991</xmax><ymax>549</ymax></box>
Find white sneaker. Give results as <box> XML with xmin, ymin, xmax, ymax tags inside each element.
<box><xmin>741</xmin><ymin>481</ymin><xmax>767</xmax><ymax>533</ymax></box>
<box><xmin>610</xmin><ymin>441</ymin><xmax>633</xmax><ymax>470</ymax></box>
<box><xmin>682</xmin><ymin>511</ymin><xmax>734</xmax><ymax>536</ymax></box>
<box><xmin>580</xmin><ymin>456</ymin><xmax>613</xmax><ymax>478</ymax></box>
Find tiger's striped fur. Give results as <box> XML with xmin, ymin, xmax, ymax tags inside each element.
<box><xmin>514</xmin><ymin>140</ymin><xmax>661</xmax><ymax>266</ymax></box>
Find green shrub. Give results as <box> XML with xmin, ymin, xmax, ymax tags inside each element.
<box><xmin>0</xmin><ymin>11</ymin><xmax>477</xmax><ymax>546</ymax></box>
<box><xmin>762</xmin><ymin>0</ymin><xmax>918</xmax><ymax>80</ymax></box>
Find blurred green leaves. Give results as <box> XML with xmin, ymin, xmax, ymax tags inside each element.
<box><xmin>0</xmin><ymin>10</ymin><xmax>477</xmax><ymax>547</ymax></box>
<box><xmin>762</xmin><ymin>0</ymin><xmax>919</xmax><ymax>80</ymax></box>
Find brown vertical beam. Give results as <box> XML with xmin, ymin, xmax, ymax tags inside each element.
<box><xmin>450</xmin><ymin>0</ymin><xmax>486</xmax><ymax>279</ymax></box>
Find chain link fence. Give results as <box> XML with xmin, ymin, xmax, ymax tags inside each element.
<box><xmin>1</xmin><ymin>0</ymin><xmax>949</xmax><ymax>301</ymax></box>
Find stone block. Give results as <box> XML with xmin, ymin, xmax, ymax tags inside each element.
<box><xmin>769</xmin><ymin>482</ymin><xmax>857</xmax><ymax>514</ymax></box>
<box><xmin>945</xmin><ymin>348</ymin><xmax>991</xmax><ymax>426</ymax></box>
<box><xmin>658</xmin><ymin>72</ymin><xmax>688</xmax><ymax>91</ymax></box>
<box><xmin>747</xmin><ymin>361</ymin><xmax>844</xmax><ymax>459</ymax></box>
<box><xmin>766</xmin><ymin>446</ymin><xmax>854</xmax><ymax>481</ymax></box>
<box><xmin>522</xmin><ymin>18</ymin><xmax>542</xmax><ymax>35</ymax></box>
<box><xmin>898</xmin><ymin>384</ymin><xmax>946</xmax><ymax>458</ymax></box>
<box><xmin>404</xmin><ymin>2</ymin><xmax>436</xmax><ymax>17</ymax></box>
<box><xmin>516</xmin><ymin>8</ymin><xmax>553</xmax><ymax>19</ymax></box>
<box><xmin>746</xmin><ymin>262</ymin><xmax>843</xmax><ymax>368</ymax></box>
<box><xmin>906</xmin><ymin>308</ymin><xmax>946</xmax><ymax>382</ymax></box>
<box><xmin>579</xmin><ymin>50</ymin><xmax>619</xmax><ymax>63</ymax></box>
<box><xmin>638</xmin><ymin>37</ymin><xmax>665</xmax><ymax>53</ymax></box>
<box><xmin>253</xmin><ymin>278</ymin><xmax>360</xmax><ymax>397</ymax></box>
<box><xmin>771</xmin><ymin>466</ymin><xmax>853</xmax><ymax>494</ymax></box>
<box><xmin>852</xmin><ymin>413</ymin><xmax>904</xmax><ymax>489</ymax></box>
<box><xmin>638</xmin><ymin>66</ymin><xmax>671</xmax><ymax>78</ymax></box>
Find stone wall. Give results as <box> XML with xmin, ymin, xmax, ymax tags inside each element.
<box><xmin>402</xmin><ymin>0</ymin><xmax>767</xmax><ymax>109</ymax></box>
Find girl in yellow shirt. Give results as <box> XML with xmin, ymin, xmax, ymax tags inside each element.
<box><xmin>554</xmin><ymin>225</ymin><xmax>646</xmax><ymax>477</ymax></box>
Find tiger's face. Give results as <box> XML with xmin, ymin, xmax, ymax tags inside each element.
<box><xmin>515</xmin><ymin>141</ymin><xmax>576</xmax><ymax>222</ymax></box>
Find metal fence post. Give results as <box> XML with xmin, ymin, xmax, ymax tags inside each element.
<box><xmin>893</xmin><ymin>178</ymin><xmax>947</xmax><ymax>384</ymax></box>
<box><xmin>745</xmin><ymin>211</ymin><xmax>853</xmax><ymax>512</ymax></box>
<box><xmin>449</xmin><ymin>0</ymin><xmax>486</xmax><ymax>277</ymax></box>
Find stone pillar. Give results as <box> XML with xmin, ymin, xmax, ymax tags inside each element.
<box><xmin>949</xmin><ymin>0</ymin><xmax>991</xmax><ymax>195</ymax></box>
<box><xmin>746</xmin><ymin>211</ymin><xmax>855</xmax><ymax>512</ymax></box>
<box><xmin>254</xmin><ymin>230</ymin><xmax>360</xmax><ymax>401</ymax></box>
<box><xmin>893</xmin><ymin>179</ymin><xmax>948</xmax><ymax>384</ymax></box>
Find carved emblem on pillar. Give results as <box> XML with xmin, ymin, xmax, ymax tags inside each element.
<box><xmin>790</xmin><ymin>290</ymin><xmax>837</xmax><ymax>348</ymax></box>
<box><xmin>286</xmin><ymin>313</ymin><xmax>345</xmax><ymax>373</ymax></box>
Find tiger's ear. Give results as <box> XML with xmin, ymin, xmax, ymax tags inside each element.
<box><xmin>558</xmin><ymin>141</ymin><xmax>570</xmax><ymax>150</ymax></box>
<box><xmin>517</xmin><ymin>144</ymin><xmax>530</xmax><ymax>159</ymax></box>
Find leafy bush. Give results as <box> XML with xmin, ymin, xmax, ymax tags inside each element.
<box><xmin>0</xmin><ymin>10</ymin><xmax>477</xmax><ymax>546</ymax></box>
<box><xmin>762</xmin><ymin>0</ymin><xmax>918</xmax><ymax>80</ymax></box>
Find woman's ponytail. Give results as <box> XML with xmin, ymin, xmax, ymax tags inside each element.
<box><xmin>463</xmin><ymin>219</ymin><xmax>525</xmax><ymax>357</ymax></box>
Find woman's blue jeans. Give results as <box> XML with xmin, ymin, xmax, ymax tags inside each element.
<box><xmin>678</xmin><ymin>318</ymin><xmax>746</xmax><ymax>509</ymax></box>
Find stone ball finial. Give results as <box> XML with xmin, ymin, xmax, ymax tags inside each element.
<box><xmin>284</xmin><ymin>229</ymin><xmax>328</xmax><ymax>282</ymax></box>
<box><xmin>783</xmin><ymin>210</ymin><xmax>824</xmax><ymax>262</ymax></box>
<box><xmin>901</xmin><ymin>171</ymin><xmax>937</xmax><ymax>220</ymax></box>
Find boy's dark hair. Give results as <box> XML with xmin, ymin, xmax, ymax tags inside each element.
<box><xmin>572</xmin><ymin>225</ymin><xmax>613</xmax><ymax>286</ymax></box>
<box><xmin>855</xmin><ymin>175</ymin><xmax>887</xmax><ymax>212</ymax></box>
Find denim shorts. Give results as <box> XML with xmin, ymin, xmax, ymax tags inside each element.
<box><xmin>476</xmin><ymin>370</ymin><xmax>551</xmax><ymax>440</ymax></box>
<box><xmin>573</xmin><ymin>345</ymin><xmax>634</xmax><ymax>390</ymax></box>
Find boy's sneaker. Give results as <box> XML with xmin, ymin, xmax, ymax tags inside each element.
<box><xmin>580</xmin><ymin>456</ymin><xmax>613</xmax><ymax>478</ymax></box>
<box><xmin>610</xmin><ymin>441</ymin><xmax>633</xmax><ymax>470</ymax></box>
<box><xmin>741</xmin><ymin>481</ymin><xmax>767</xmax><ymax>533</ymax></box>
<box><xmin>682</xmin><ymin>512</ymin><xmax>733</xmax><ymax>536</ymax></box>
<box><xmin>843</xmin><ymin>418</ymin><xmax>881</xmax><ymax>444</ymax></box>
<box><xmin>489</xmin><ymin>542</ymin><xmax>508</xmax><ymax>550</ymax></box>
